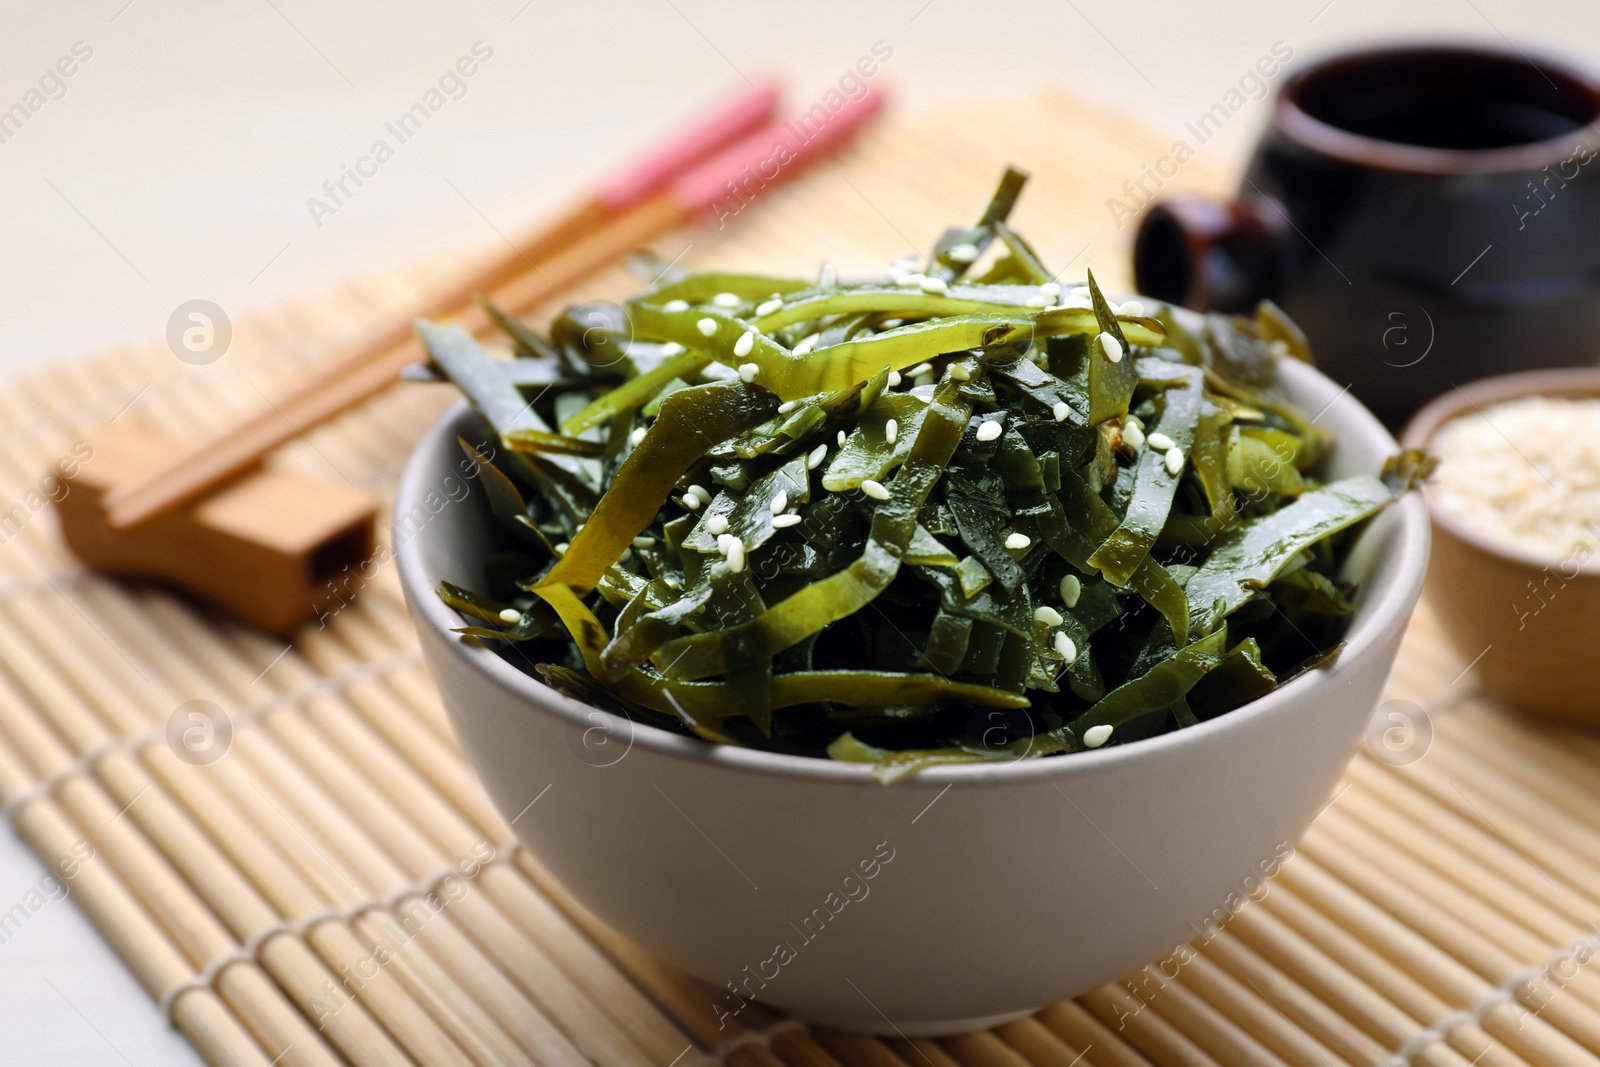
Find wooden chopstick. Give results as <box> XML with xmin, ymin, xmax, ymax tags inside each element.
<box><xmin>100</xmin><ymin>79</ymin><xmax>782</xmax><ymax>531</ymax></box>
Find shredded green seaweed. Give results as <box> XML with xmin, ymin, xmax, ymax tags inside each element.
<box><xmin>420</xmin><ymin>168</ymin><xmax>1413</xmax><ymax>782</ymax></box>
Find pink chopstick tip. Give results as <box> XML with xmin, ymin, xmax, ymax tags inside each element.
<box><xmin>595</xmin><ymin>79</ymin><xmax>784</xmax><ymax>213</ymax></box>
<box><xmin>672</xmin><ymin>84</ymin><xmax>890</xmax><ymax>219</ymax></box>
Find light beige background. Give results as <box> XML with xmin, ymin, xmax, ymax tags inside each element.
<box><xmin>5</xmin><ymin>0</ymin><xmax>1600</xmax><ymax>376</ymax></box>
<box><xmin>0</xmin><ymin>0</ymin><xmax>1596</xmax><ymax>1062</ymax></box>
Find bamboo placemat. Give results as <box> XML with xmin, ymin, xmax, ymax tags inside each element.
<box><xmin>5</xmin><ymin>94</ymin><xmax>1600</xmax><ymax>1067</ymax></box>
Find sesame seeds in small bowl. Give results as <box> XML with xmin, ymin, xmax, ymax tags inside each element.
<box><xmin>1401</xmin><ymin>368</ymin><xmax>1600</xmax><ymax>721</ymax></box>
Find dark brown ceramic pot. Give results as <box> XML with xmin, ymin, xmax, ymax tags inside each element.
<box><xmin>1136</xmin><ymin>46</ymin><xmax>1600</xmax><ymax>428</ymax></box>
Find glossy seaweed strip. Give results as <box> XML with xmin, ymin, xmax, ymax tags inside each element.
<box><xmin>1051</xmin><ymin>627</ymin><xmax>1232</xmax><ymax>750</ymax></box>
<box><xmin>1085</xmin><ymin>270</ymin><xmax>1137</xmax><ymax>425</ymax></box>
<box><xmin>1089</xmin><ymin>365</ymin><xmax>1206</xmax><ymax>588</ymax></box>
<box><xmin>541</xmin><ymin>380</ymin><xmax>778</xmax><ymax>595</ymax></box>
<box><xmin>925</xmin><ymin>165</ymin><xmax>1028</xmax><ymax>284</ymax></box>
<box><xmin>418</xmin><ymin>321</ymin><xmax>551</xmax><ymax>436</ymax></box>
<box><xmin>1184</xmin><ymin>475</ymin><xmax>1392</xmax><ymax>636</ymax></box>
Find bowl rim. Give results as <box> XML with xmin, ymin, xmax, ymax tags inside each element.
<box><xmin>1400</xmin><ymin>366</ymin><xmax>1600</xmax><ymax>576</ymax></box>
<box><xmin>396</xmin><ymin>358</ymin><xmax>1430</xmax><ymax>788</ymax></box>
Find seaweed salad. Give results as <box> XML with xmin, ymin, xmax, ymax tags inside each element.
<box><xmin>419</xmin><ymin>167</ymin><xmax>1416</xmax><ymax>782</ymax></box>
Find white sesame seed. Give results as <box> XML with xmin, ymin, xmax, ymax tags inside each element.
<box><xmin>712</xmin><ymin>292</ymin><xmax>741</xmax><ymax>308</ymax></box>
<box><xmin>630</xmin><ymin>426</ymin><xmax>648</xmax><ymax>445</ymax></box>
<box><xmin>1071</xmin><ymin>286</ymin><xmax>1092</xmax><ymax>299</ymax></box>
<box><xmin>887</xmin><ymin>370</ymin><xmax>902</xmax><ymax>388</ymax></box>
<box><xmin>498</xmin><ymin>608</ymin><xmax>522</xmax><ymax>624</ymax></box>
<box><xmin>919</xmin><ymin>276</ymin><xmax>948</xmax><ymax>294</ymax></box>
<box><xmin>793</xmin><ymin>335</ymin><xmax>817</xmax><ymax>356</ymax></box>
<box><xmin>881</xmin><ymin>319</ymin><xmax>904</xmax><ymax>329</ymax></box>
<box><xmin>1083</xmin><ymin>723</ymin><xmax>1112</xmax><ymax>748</ymax></box>
<box><xmin>837</xmin><ymin>430</ymin><xmax>847</xmax><ymax>447</ymax></box>
<box><xmin>756</xmin><ymin>297</ymin><xmax>784</xmax><ymax>316</ymax></box>
<box><xmin>947</xmin><ymin>242</ymin><xmax>979</xmax><ymax>263</ymax></box>
<box><xmin>888</xmin><ymin>266</ymin><xmax>910</xmax><ymax>284</ymax></box>
<box><xmin>778</xmin><ymin>400</ymin><xmax>797</xmax><ymax>414</ymax></box>
<box><xmin>1146</xmin><ymin>431</ymin><xmax>1175</xmax><ymax>451</ymax></box>
<box><xmin>896</xmin><ymin>273</ymin><xmax>923</xmax><ymax>289</ymax></box>
<box><xmin>1061</xmin><ymin>297</ymin><xmax>1094</xmax><ymax>311</ymax></box>
<box><xmin>1004</xmin><ymin>532</ymin><xmax>1031</xmax><ymax>551</ymax></box>
<box><xmin>633</xmin><ymin>535</ymin><xmax>657</xmax><ymax>549</ymax></box>
<box><xmin>1053</xmin><ymin>401</ymin><xmax>1070</xmax><ymax>423</ymax></box>
<box><xmin>976</xmin><ymin>420</ymin><xmax>1003</xmax><ymax>442</ymax></box>
<box><xmin>1117</xmin><ymin>300</ymin><xmax>1146</xmax><ymax>317</ymax></box>
<box><xmin>1165</xmin><ymin>447</ymin><xmax>1185</xmax><ymax>475</ymax></box>
<box><xmin>696</xmin><ymin>317</ymin><xmax>718</xmax><ymax>337</ymax></box>
<box><xmin>1097</xmin><ymin>332</ymin><xmax>1123</xmax><ymax>362</ymax></box>
<box><xmin>1060</xmin><ymin>574</ymin><xmax>1082</xmax><ymax>608</ymax></box>
<box><xmin>949</xmin><ymin>364</ymin><xmax>971</xmax><ymax>381</ymax></box>
<box><xmin>716</xmin><ymin>532</ymin><xmax>734</xmax><ymax>554</ymax></box>
<box><xmin>1026</xmin><ymin>294</ymin><xmax>1051</xmax><ymax>308</ymax></box>
<box><xmin>1126</xmin><ymin>414</ymin><xmax>1144</xmax><ymax>431</ymax></box>
<box><xmin>885</xmin><ymin>418</ymin><xmax>899</xmax><ymax>445</ymax></box>
<box><xmin>771</xmin><ymin>513</ymin><xmax>803</xmax><ymax>528</ymax></box>
<box><xmin>705</xmin><ymin>514</ymin><xmax>728</xmax><ymax>535</ymax></box>
<box><xmin>554</xmin><ymin>541</ymin><xmax>570</xmax><ymax>555</ymax></box>
<box><xmin>914</xmin><ymin>373</ymin><xmax>935</xmax><ymax>388</ymax></box>
<box><xmin>1034</xmin><ymin>605</ymin><xmax>1064</xmax><ymax>626</ymax></box>
<box><xmin>664</xmin><ymin>575</ymin><xmax>680</xmax><ymax>588</ymax></box>
<box><xmin>770</xmin><ymin>490</ymin><xmax>788</xmax><ymax>515</ymax></box>
<box><xmin>907</xmin><ymin>362</ymin><xmax>933</xmax><ymax>377</ymax></box>
<box><xmin>1055</xmin><ymin>632</ymin><xmax>1079</xmax><ymax>665</ymax></box>
<box><xmin>861</xmin><ymin>479</ymin><xmax>890</xmax><ymax>501</ymax></box>
<box><xmin>661</xmin><ymin>341</ymin><xmax>685</xmax><ymax>356</ymax></box>
<box><xmin>819</xmin><ymin>262</ymin><xmax>836</xmax><ymax>288</ymax></box>
<box><xmin>1269</xmin><ymin>339</ymin><xmax>1290</xmax><ymax>358</ymax></box>
<box><xmin>663</xmin><ymin>299</ymin><xmax>689</xmax><ymax>313</ymax></box>
<box><xmin>726</xmin><ymin>538</ymin><xmax>746</xmax><ymax>573</ymax></box>
<box><xmin>1123</xmin><ymin>423</ymin><xmax>1145</xmax><ymax>450</ymax></box>
<box><xmin>738</xmin><ymin>362</ymin><xmax>760</xmax><ymax>382</ymax></box>
<box><xmin>1040</xmin><ymin>281</ymin><xmax>1061</xmax><ymax>298</ymax></box>
<box><xmin>681</xmin><ymin>495</ymin><xmax>700</xmax><ymax>511</ymax></box>
<box><xmin>688</xmin><ymin>484</ymin><xmax>713</xmax><ymax>505</ymax></box>
<box><xmin>734</xmin><ymin>331</ymin><xmax>755</xmax><ymax>358</ymax></box>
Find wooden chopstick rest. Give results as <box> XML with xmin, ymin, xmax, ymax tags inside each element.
<box><xmin>57</xmin><ymin>427</ymin><xmax>375</xmax><ymax>634</ymax></box>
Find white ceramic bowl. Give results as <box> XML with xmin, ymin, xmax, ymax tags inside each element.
<box><xmin>395</xmin><ymin>357</ymin><xmax>1429</xmax><ymax>1035</ymax></box>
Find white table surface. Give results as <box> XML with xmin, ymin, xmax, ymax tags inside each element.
<box><xmin>2</xmin><ymin>0</ymin><xmax>1597</xmax><ymax>1061</ymax></box>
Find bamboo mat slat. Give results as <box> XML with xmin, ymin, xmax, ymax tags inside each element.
<box><xmin>3</xmin><ymin>94</ymin><xmax>1600</xmax><ymax>1067</ymax></box>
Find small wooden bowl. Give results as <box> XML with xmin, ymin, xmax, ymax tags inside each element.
<box><xmin>1401</xmin><ymin>368</ymin><xmax>1600</xmax><ymax>721</ymax></box>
